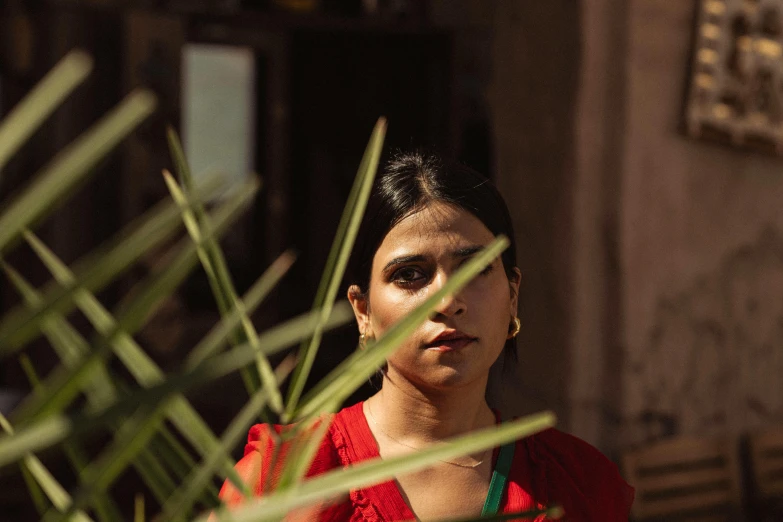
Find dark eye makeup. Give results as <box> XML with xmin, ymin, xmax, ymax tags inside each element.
<box><xmin>388</xmin><ymin>257</ymin><xmax>496</xmax><ymax>288</ymax></box>
<box><xmin>390</xmin><ymin>266</ymin><xmax>428</xmax><ymax>286</ymax></box>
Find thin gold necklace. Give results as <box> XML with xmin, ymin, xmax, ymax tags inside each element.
<box><xmin>365</xmin><ymin>402</ymin><xmax>487</xmax><ymax>469</ymax></box>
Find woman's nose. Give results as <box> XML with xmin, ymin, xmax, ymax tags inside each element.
<box><xmin>433</xmin><ymin>295</ymin><xmax>465</xmax><ymax>318</ymax></box>
<box><xmin>431</xmin><ymin>283</ymin><xmax>467</xmax><ymax>318</ymax></box>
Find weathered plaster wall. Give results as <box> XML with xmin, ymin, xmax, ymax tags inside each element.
<box><xmin>489</xmin><ymin>1</ymin><xmax>581</xmax><ymax>426</ymax></box>
<box><xmin>571</xmin><ymin>0</ymin><xmax>628</xmax><ymax>450</ymax></box>
<box><xmin>434</xmin><ymin>0</ymin><xmax>783</xmax><ymax>453</ymax></box>
<box><xmin>619</xmin><ymin>0</ymin><xmax>783</xmax><ymax>445</ymax></box>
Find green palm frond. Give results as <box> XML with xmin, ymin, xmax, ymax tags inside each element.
<box><xmin>0</xmin><ymin>50</ymin><xmax>92</xmax><ymax>172</ymax></box>
<box><xmin>284</xmin><ymin>117</ymin><xmax>386</xmax><ymax>420</ymax></box>
<box><xmin>9</xmin><ymin>182</ymin><xmax>256</xmax><ymax>425</ymax></box>
<box><xmin>0</xmin><ymin>412</ymin><xmax>94</xmax><ymax>522</ymax></box>
<box><xmin>162</xmin><ymin>168</ymin><xmax>282</xmax><ymax>412</ymax></box>
<box><xmin>166</xmin><ymin>126</ymin><xmax>274</xmax><ymax>400</ymax></box>
<box><xmin>0</xmin><ymin>53</ymin><xmax>558</xmax><ymax>522</ymax></box>
<box><xmin>294</xmin><ymin>237</ymin><xmax>509</xmax><ymax>421</ymax></box>
<box><xmin>0</xmin><ymin>174</ymin><xmax>219</xmax><ymax>353</ymax></box>
<box><xmin>0</xmin><ymin>89</ymin><xmax>155</xmax><ymax>255</ymax></box>
<box><xmin>202</xmin><ymin>412</ymin><xmax>555</xmax><ymax>522</ymax></box>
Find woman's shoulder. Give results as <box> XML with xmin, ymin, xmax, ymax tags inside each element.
<box><xmin>517</xmin><ymin>428</ymin><xmax>635</xmax><ymax>521</ymax></box>
<box><xmin>523</xmin><ymin>427</ymin><xmax>624</xmax><ymax>476</ymax></box>
<box><xmin>221</xmin><ymin>407</ymin><xmax>366</xmax><ymax>519</ymax></box>
<box><xmin>243</xmin><ymin>402</ymin><xmax>366</xmax><ymax>466</ymax></box>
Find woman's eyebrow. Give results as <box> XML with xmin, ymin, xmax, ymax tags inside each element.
<box><xmin>452</xmin><ymin>245</ymin><xmax>484</xmax><ymax>258</ymax></box>
<box><xmin>382</xmin><ymin>254</ymin><xmax>426</xmax><ymax>272</ymax></box>
<box><xmin>382</xmin><ymin>246</ymin><xmax>486</xmax><ymax>272</ymax></box>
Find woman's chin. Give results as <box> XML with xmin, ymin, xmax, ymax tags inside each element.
<box><xmin>411</xmin><ymin>364</ymin><xmax>489</xmax><ymax>391</ymax></box>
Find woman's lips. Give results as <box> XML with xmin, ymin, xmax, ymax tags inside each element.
<box><xmin>425</xmin><ymin>337</ymin><xmax>476</xmax><ymax>352</ymax></box>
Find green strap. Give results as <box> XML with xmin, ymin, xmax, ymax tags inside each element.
<box><xmin>481</xmin><ymin>441</ymin><xmax>516</xmax><ymax>516</ymax></box>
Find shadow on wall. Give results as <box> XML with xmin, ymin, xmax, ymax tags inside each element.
<box><xmin>623</xmin><ymin>225</ymin><xmax>783</xmax><ymax>444</ymax></box>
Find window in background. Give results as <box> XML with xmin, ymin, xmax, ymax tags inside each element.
<box><xmin>181</xmin><ymin>44</ymin><xmax>256</xmax><ymax>198</ymax></box>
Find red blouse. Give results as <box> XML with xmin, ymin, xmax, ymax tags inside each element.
<box><xmin>219</xmin><ymin>402</ymin><xmax>634</xmax><ymax>521</ymax></box>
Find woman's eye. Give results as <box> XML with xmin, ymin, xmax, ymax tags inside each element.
<box><xmin>459</xmin><ymin>257</ymin><xmax>494</xmax><ymax>276</ymax></box>
<box><xmin>391</xmin><ymin>267</ymin><xmax>426</xmax><ymax>285</ymax></box>
<box><xmin>480</xmin><ymin>262</ymin><xmax>494</xmax><ymax>276</ymax></box>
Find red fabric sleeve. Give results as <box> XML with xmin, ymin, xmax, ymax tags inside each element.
<box><xmin>524</xmin><ymin>429</ymin><xmax>635</xmax><ymax>521</ymax></box>
<box><xmin>218</xmin><ymin>421</ymin><xmax>352</xmax><ymax>521</ymax></box>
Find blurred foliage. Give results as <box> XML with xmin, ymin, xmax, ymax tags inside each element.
<box><xmin>0</xmin><ymin>50</ymin><xmax>558</xmax><ymax>521</ymax></box>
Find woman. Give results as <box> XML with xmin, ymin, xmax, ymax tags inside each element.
<box><xmin>219</xmin><ymin>152</ymin><xmax>634</xmax><ymax>521</ymax></box>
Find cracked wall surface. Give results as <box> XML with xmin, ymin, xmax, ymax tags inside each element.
<box><xmin>624</xmin><ymin>227</ymin><xmax>783</xmax><ymax>443</ymax></box>
<box><xmin>617</xmin><ymin>0</ymin><xmax>783</xmax><ymax>447</ymax></box>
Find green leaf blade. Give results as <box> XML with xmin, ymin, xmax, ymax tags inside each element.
<box><xmin>185</xmin><ymin>250</ymin><xmax>297</xmax><ymax>369</ymax></box>
<box><xmin>200</xmin><ymin>411</ymin><xmax>555</xmax><ymax>522</ymax></box>
<box><xmin>0</xmin><ymin>303</ymin><xmax>353</xmax><ymax>468</ymax></box>
<box><xmin>156</xmin><ymin>357</ymin><xmax>296</xmax><ymax>522</ymax></box>
<box><xmin>9</xmin><ymin>182</ymin><xmax>256</xmax><ymax>425</ymax></box>
<box><xmin>162</xmin><ymin>168</ymin><xmax>283</xmax><ymax>412</ymax></box>
<box><xmin>0</xmin><ymin>89</ymin><xmax>156</xmax><ymax>255</ymax></box>
<box><xmin>0</xmin><ymin>413</ymin><xmax>93</xmax><ymax>522</ymax></box>
<box><xmin>285</xmin><ymin>117</ymin><xmax>387</xmax><ymax>418</ymax></box>
<box><xmin>295</xmin><ymin>236</ymin><xmax>509</xmax><ymax>421</ymax></box>
<box><xmin>3</xmin><ymin>262</ymin><xmax>188</xmax><ymax>513</ymax></box>
<box><xmin>0</xmin><ymin>50</ymin><xmax>93</xmax><ymax>171</ymax></box>
<box><xmin>0</xmin><ymin>174</ymin><xmax>223</xmax><ymax>353</ymax></box>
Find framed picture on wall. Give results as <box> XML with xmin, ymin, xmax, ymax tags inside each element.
<box><xmin>686</xmin><ymin>0</ymin><xmax>783</xmax><ymax>154</ymax></box>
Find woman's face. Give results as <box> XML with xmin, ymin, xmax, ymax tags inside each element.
<box><xmin>349</xmin><ymin>201</ymin><xmax>520</xmax><ymax>390</ymax></box>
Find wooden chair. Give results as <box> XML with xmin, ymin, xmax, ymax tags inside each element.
<box><xmin>623</xmin><ymin>436</ymin><xmax>743</xmax><ymax>521</ymax></box>
<box><xmin>747</xmin><ymin>425</ymin><xmax>783</xmax><ymax>521</ymax></box>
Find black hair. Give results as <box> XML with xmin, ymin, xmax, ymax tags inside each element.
<box><xmin>347</xmin><ymin>150</ymin><xmax>519</xmax><ymax>364</ymax></box>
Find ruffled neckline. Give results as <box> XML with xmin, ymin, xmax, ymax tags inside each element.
<box><xmin>329</xmin><ymin>401</ymin><xmax>505</xmax><ymax>520</ymax></box>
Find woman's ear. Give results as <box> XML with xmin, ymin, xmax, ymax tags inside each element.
<box><xmin>347</xmin><ymin>285</ymin><xmax>371</xmax><ymax>335</ymax></box>
<box><xmin>508</xmin><ymin>267</ymin><xmax>521</xmax><ymax>314</ymax></box>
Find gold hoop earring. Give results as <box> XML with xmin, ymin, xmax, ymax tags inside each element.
<box><xmin>359</xmin><ymin>332</ymin><xmax>366</xmax><ymax>350</ymax></box>
<box><xmin>507</xmin><ymin>317</ymin><xmax>521</xmax><ymax>339</ymax></box>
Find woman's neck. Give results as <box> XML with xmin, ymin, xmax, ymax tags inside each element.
<box><xmin>365</xmin><ymin>369</ymin><xmax>496</xmax><ymax>446</ymax></box>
